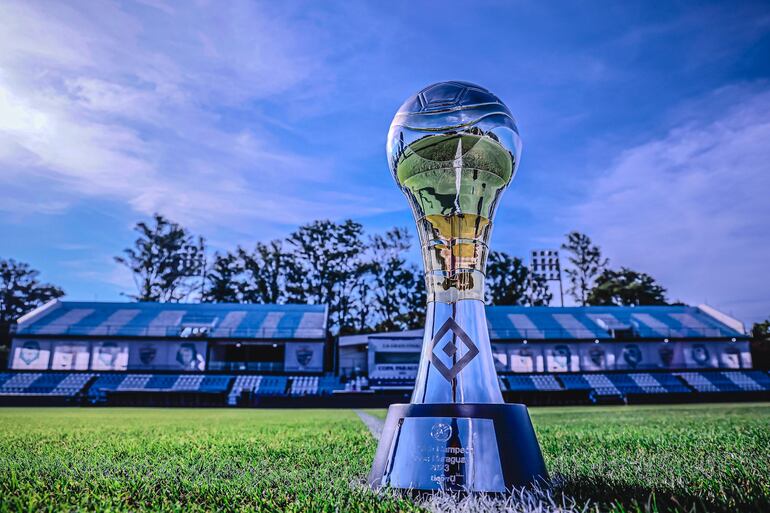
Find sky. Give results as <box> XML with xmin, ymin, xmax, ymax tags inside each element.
<box><xmin>0</xmin><ymin>0</ymin><xmax>768</xmax><ymax>326</ymax></box>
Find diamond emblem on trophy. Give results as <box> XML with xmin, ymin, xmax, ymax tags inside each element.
<box><xmin>430</xmin><ymin>318</ymin><xmax>479</xmax><ymax>382</ymax></box>
<box><xmin>369</xmin><ymin>81</ymin><xmax>548</xmax><ymax>493</ymax></box>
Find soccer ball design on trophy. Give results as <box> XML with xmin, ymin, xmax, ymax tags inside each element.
<box><xmin>369</xmin><ymin>81</ymin><xmax>548</xmax><ymax>492</ymax></box>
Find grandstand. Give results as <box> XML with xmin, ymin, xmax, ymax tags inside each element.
<box><xmin>1</xmin><ymin>300</ymin><xmax>767</xmax><ymax>406</ymax></box>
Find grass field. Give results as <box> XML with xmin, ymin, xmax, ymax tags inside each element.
<box><xmin>0</xmin><ymin>403</ymin><xmax>767</xmax><ymax>512</ymax></box>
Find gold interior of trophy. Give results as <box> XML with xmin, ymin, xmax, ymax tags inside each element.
<box><xmin>395</xmin><ymin>133</ymin><xmax>513</xmax><ymax>302</ymax></box>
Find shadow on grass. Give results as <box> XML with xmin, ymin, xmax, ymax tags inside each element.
<box><xmin>365</xmin><ymin>473</ymin><xmax>768</xmax><ymax>513</ymax></box>
<box><xmin>552</xmin><ymin>473</ymin><xmax>769</xmax><ymax>513</ymax></box>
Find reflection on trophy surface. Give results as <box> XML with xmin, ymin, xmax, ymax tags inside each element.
<box><xmin>369</xmin><ymin>81</ymin><xmax>547</xmax><ymax>493</ymax></box>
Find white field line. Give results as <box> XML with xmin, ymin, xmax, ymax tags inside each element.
<box><xmin>354</xmin><ymin>410</ymin><xmax>384</xmax><ymax>439</ymax></box>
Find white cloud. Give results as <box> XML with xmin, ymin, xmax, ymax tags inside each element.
<box><xmin>574</xmin><ymin>84</ymin><xmax>770</xmax><ymax>323</ymax></box>
<box><xmin>0</xmin><ymin>0</ymin><xmax>394</xmax><ymax>232</ymax></box>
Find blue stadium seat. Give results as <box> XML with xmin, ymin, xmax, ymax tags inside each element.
<box><xmin>558</xmin><ymin>374</ymin><xmax>593</xmax><ymax>391</ymax></box>
<box><xmin>289</xmin><ymin>376</ymin><xmax>320</xmax><ymax>396</ymax></box>
<box><xmin>172</xmin><ymin>375</ymin><xmax>204</xmax><ymax>391</ymax></box>
<box><xmin>145</xmin><ymin>374</ymin><xmax>179</xmax><ymax>389</ymax></box>
<box><xmin>718</xmin><ymin>371</ymin><xmax>765</xmax><ymax>391</ymax></box>
<box><xmin>530</xmin><ymin>375</ymin><xmax>562</xmax><ymax>391</ymax></box>
<box><xmin>0</xmin><ymin>372</ymin><xmax>93</xmax><ymax>397</ymax></box>
<box><xmin>88</xmin><ymin>374</ymin><xmax>130</xmax><ymax>402</ymax></box>
<box><xmin>625</xmin><ymin>373</ymin><xmax>667</xmax><ymax>394</ymax></box>
<box><xmin>676</xmin><ymin>372</ymin><xmax>741</xmax><ymax>392</ymax></box>
<box><xmin>198</xmin><ymin>375</ymin><xmax>232</xmax><ymax>393</ymax></box>
<box><xmin>256</xmin><ymin>376</ymin><xmax>288</xmax><ymax>396</ymax></box>
<box><xmin>651</xmin><ymin>373</ymin><xmax>691</xmax><ymax>393</ymax></box>
<box><xmin>228</xmin><ymin>375</ymin><xmax>262</xmax><ymax>405</ymax></box>
<box><xmin>52</xmin><ymin>374</ymin><xmax>94</xmax><ymax>396</ymax></box>
<box><xmin>318</xmin><ymin>375</ymin><xmax>343</xmax><ymax>395</ymax></box>
<box><xmin>744</xmin><ymin>371</ymin><xmax>770</xmax><ymax>389</ymax></box>
<box><xmin>505</xmin><ymin>375</ymin><xmax>538</xmax><ymax>391</ymax></box>
<box><xmin>582</xmin><ymin>374</ymin><xmax>621</xmax><ymax>396</ymax></box>
<box><xmin>606</xmin><ymin>374</ymin><xmax>645</xmax><ymax>394</ymax></box>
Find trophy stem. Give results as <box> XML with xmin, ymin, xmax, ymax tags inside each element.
<box><xmin>412</xmin><ymin>300</ymin><xmax>503</xmax><ymax>404</ymax></box>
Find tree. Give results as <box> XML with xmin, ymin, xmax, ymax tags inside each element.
<box><xmin>0</xmin><ymin>259</ymin><xmax>64</xmax><ymax>366</ymax></box>
<box><xmin>368</xmin><ymin>228</ymin><xmax>425</xmax><ymax>332</ymax></box>
<box><xmin>561</xmin><ymin>232</ymin><xmax>608</xmax><ymax>305</ymax></box>
<box><xmin>115</xmin><ymin>214</ymin><xmax>205</xmax><ymax>302</ymax></box>
<box><xmin>400</xmin><ymin>266</ymin><xmax>427</xmax><ymax>329</ymax></box>
<box><xmin>284</xmin><ymin>220</ymin><xmax>368</xmax><ymax>334</ymax></box>
<box><xmin>485</xmin><ymin>251</ymin><xmax>552</xmax><ymax>306</ymax></box>
<box><xmin>528</xmin><ymin>273</ymin><xmax>553</xmax><ymax>306</ymax></box>
<box><xmin>0</xmin><ymin>259</ymin><xmax>65</xmax><ymax>326</ymax></box>
<box><xmin>237</xmin><ymin>240</ymin><xmax>289</xmax><ymax>304</ymax></box>
<box><xmin>202</xmin><ymin>252</ymin><xmax>240</xmax><ymax>303</ymax></box>
<box><xmin>750</xmin><ymin>317</ymin><xmax>770</xmax><ymax>370</ymax></box>
<box><xmin>586</xmin><ymin>267</ymin><xmax>668</xmax><ymax>306</ymax></box>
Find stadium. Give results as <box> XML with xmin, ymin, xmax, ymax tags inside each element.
<box><xmin>3</xmin><ymin>299</ymin><xmax>767</xmax><ymax>407</ymax></box>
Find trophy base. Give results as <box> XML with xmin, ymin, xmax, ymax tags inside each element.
<box><xmin>368</xmin><ymin>403</ymin><xmax>548</xmax><ymax>493</ymax></box>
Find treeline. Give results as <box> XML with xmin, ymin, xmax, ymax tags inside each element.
<box><xmin>0</xmin><ymin>214</ymin><xmax>681</xmax><ymax>339</ymax></box>
<box><xmin>112</xmin><ymin>215</ymin><xmax>557</xmax><ymax>335</ymax></box>
<box><xmin>110</xmin><ymin>215</ymin><xmax>681</xmax><ymax>335</ymax></box>
<box><xmin>2</xmin><ymin>213</ymin><xmax>770</xmax><ymax>366</ymax></box>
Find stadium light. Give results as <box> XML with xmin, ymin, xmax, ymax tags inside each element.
<box><xmin>369</xmin><ymin>81</ymin><xmax>547</xmax><ymax>493</ymax></box>
<box><xmin>530</xmin><ymin>249</ymin><xmax>564</xmax><ymax>306</ymax></box>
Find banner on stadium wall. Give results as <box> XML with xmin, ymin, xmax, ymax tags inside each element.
<box><xmin>491</xmin><ymin>344</ymin><xmax>509</xmax><ymax>372</ymax></box>
<box><xmin>50</xmin><ymin>340</ymin><xmax>91</xmax><ymax>370</ymax></box>
<box><xmin>653</xmin><ymin>342</ymin><xmax>685</xmax><ymax>369</ymax></box>
<box><xmin>612</xmin><ymin>342</ymin><xmax>656</xmax><ymax>370</ymax></box>
<box><xmin>718</xmin><ymin>341</ymin><xmax>751</xmax><ymax>369</ymax></box>
<box><xmin>90</xmin><ymin>341</ymin><xmax>129</xmax><ymax>371</ymax></box>
<box><xmin>127</xmin><ymin>340</ymin><xmax>207</xmax><ymax>371</ymax></box>
<box><xmin>579</xmin><ymin>344</ymin><xmax>615</xmax><ymax>371</ymax></box>
<box><xmin>489</xmin><ymin>340</ymin><xmax>749</xmax><ymax>372</ymax></box>
<box><xmin>719</xmin><ymin>343</ymin><xmax>742</xmax><ymax>369</ymax></box>
<box><xmin>545</xmin><ymin>344</ymin><xmax>579</xmax><ymax>372</ymax></box>
<box><xmin>10</xmin><ymin>339</ymin><xmax>51</xmax><ymax>370</ymax></box>
<box><xmin>368</xmin><ymin>338</ymin><xmax>421</xmax><ymax>379</ymax></box>
<box><xmin>509</xmin><ymin>345</ymin><xmax>542</xmax><ymax>373</ymax></box>
<box><xmin>682</xmin><ymin>341</ymin><xmax>719</xmax><ymax>368</ymax></box>
<box><xmin>284</xmin><ymin>341</ymin><xmax>324</xmax><ymax>372</ymax></box>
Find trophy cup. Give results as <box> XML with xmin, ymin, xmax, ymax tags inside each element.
<box><xmin>369</xmin><ymin>81</ymin><xmax>548</xmax><ymax>493</ymax></box>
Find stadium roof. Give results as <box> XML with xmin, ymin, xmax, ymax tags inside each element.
<box><xmin>485</xmin><ymin>305</ymin><xmax>745</xmax><ymax>340</ymax></box>
<box><xmin>341</xmin><ymin>305</ymin><xmax>745</xmax><ymax>345</ymax></box>
<box><xmin>14</xmin><ymin>301</ymin><xmax>328</xmax><ymax>340</ymax></box>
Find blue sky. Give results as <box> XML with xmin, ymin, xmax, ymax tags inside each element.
<box><xmin>1</xmin><ymin>1</ymin><xmax>768</xmax><ymax>325</ymax></box>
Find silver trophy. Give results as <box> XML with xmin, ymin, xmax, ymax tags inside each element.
<box><xmin>369</xmin><ymin>81</ymin><xmax>547</xmax><ymax>493</ymax></box>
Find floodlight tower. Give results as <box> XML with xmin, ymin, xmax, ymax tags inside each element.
<box><xmin>531</xmin><ymin>249</ymin><xmax>564</xmax><ymax>306</ymax></box>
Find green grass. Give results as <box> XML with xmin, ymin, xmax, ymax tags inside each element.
<box><xmin>0</xmin><ymin>408</ymin><xmax>417</xmax><ymax>512</ymax></box>
<box><xmin>0</xmin><ymin>403</ymin><xmax>768</xmax><ymax>512</ymax></box>
<box><xmin>533</xmin><ymin>403</ymin><xmax>770</xmax><ymax>512</ymax></box>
